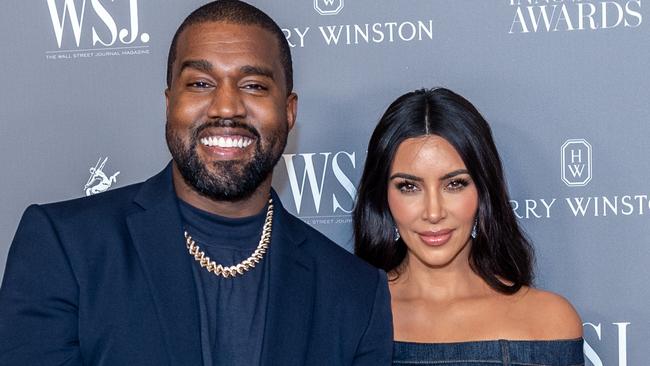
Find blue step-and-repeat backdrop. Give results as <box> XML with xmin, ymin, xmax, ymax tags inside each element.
<box><xmin>0</xmin><ymin>1</ymin><xmax>648</xmax><ymax>363</ymax></box>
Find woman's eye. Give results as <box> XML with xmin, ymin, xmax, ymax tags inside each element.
<box><xmin>446</xmin><ymin>178</ymin><xmax>469</xmax><ymax>191</ymax></box>
<box><xmin>397</xmin><ymin>181</ymin><xmax>418</xmax><ymax>193</ymax></box>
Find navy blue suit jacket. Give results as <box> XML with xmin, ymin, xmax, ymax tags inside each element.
<box><xmin>0</xmin><ymin>165</ymin><xmax>392</xmax><ymax>365</ymax></box>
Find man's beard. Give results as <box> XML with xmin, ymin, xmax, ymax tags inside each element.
<box><xmin>166</xmin><ymin>118</ymin><xmax>287</xmax><ymax>202</ymax></box>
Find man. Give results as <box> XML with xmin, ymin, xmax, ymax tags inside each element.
<box><xmin>0</xmin><ymin>1</ymin><xmax>392</xmax><ymax>365</ymax></box>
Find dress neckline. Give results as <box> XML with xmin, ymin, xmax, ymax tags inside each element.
<box><xmin>393</xmin><ymin>337</ymin><xmax>583</xmax><ymax>345</ymax></box>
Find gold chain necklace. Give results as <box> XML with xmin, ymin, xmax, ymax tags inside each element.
<box><xmin>184</xmin><ymin>198</ymin><xmax>273</xmax><ymax>279</ymax></box>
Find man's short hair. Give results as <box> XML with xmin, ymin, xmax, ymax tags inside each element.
<box><xmin>166</xmin><ymin>0</ymin><xmax>293</xmax><ymax>94</ymax></box>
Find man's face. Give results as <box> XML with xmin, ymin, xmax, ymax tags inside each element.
<box><xmin>165</xmin><ymin>22</ymin><xmax>297</xmax><ymax>201</ymax></box>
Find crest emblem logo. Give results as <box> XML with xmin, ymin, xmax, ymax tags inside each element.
<box><xmin>314</xmin><ymin>0</ymin><xmax>344</xmax><ymax>15</ymax></box>
<box><xmin>85</xmin><ymin>157</ymin><xmax>120</xmax><ymax>196</ymax></box>
<box><xmin>561</xmin><ymin>139</ymin><xmax>592</xmax><ymax>187</ymax></box>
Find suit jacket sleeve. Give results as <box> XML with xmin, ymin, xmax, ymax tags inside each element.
<box><xmin>0</xmin><ymin>205</ymin><xmax>83</xmax><ymax>366</ymax></box>
<box><xmin>352</xmin><ymin>269</ymin><xmax>393</xmax><ymax>366</ymax></box>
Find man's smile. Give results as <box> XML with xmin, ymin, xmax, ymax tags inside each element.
<box><xmin>200</xmin><ymin>135</ymin><xmax>254</xmax><ymax>148</ymax></box>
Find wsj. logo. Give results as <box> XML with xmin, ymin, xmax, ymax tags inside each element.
<box><xmin>583</xmin><ymin>322</ymin><xmax>630</xmax><ymax>366</ymax></box>
<box><xmin>561</xmin><ymin>139</ymin><xmax>592</xmax><ymax>187</ymax></box>
<box><xmin>314</xmin><ymin>0</ymin><xmax>344</xmax><ymax>16</ymax></box>
<box><xmin>46</xmin><ymin>0</ymin><xmax>149</xmax><ymax>49</ymax></box>
<box><xmin>280</xmin><ymin>152</ymin><xmax>356</xmax><ymax>216</ymax></box>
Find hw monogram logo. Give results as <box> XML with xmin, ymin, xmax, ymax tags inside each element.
<box><xmin>561</xmin><ymin>139</ymin><xmax>592</xmax><ymax>187</ymax></box>
<box><xmin>46</xmin><ymin>0</ymin><xmax>149</xmax><ymax>49</ymax></box>
<box><xmin>314</xmin><ymin>0</ymin><xmax>344</xmax><ymax>15</ymax></box>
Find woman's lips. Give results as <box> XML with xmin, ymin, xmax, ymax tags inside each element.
<box><xmin>418</xmin><ymin>229</ymin><xmax>454</xmax><ymax>247</ymax></box>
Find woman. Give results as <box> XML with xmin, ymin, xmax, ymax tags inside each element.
<box><xmin>354</xmin><ymin>88</ymin><xmax>584</xmax><ymax>365</ymax></box>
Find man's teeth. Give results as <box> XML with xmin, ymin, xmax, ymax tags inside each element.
<box><xmin>200</xmin><ymin>136</ymin><xmax>253</xmax><ymax>148</ymax></box>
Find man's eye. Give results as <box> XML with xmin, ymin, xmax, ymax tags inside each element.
<box><xmin>188</xmin><ymin>81</ymin><xmax>211</xmax><ymax>88</ymax></box>
<box><xmin>243</xmin><ymin>83</ymin><xmax>268</xmax><ymax>91</ymax></box>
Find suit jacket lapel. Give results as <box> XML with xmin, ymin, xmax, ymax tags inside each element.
<box><xmin>126</xmin><ymin>169</ymin><xmax>314</xmax><ymax>364</ymax></box>
<box><xmin>262</xmin><ymin>194</ymin><xmax>315</xmax><ymax>366</ymax></box>
<box><xmin>126</xmin><ymin>165</ymin><xmax>203</xmax><ymax>365</ymax></box>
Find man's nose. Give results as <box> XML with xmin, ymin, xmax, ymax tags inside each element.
<box><xmin>207</xmin><ymin>83</ymin><xmax>246</xmax><ymax>119</ymax></box>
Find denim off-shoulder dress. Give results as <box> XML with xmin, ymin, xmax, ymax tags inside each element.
<box><xmin>393</xmin><ymin>338</ymin><xmax>584</xmax><ymax>366</ymax></box>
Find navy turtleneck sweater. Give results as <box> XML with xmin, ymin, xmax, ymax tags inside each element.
<box><xmin>179</xmin><ymin>199</ymin><xmax>270</xmax><ymax>366</ymax></box>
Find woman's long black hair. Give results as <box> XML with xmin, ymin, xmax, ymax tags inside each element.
<box><xmin>353</xmin><ymin>88</ymin><xmax>534</xmax><ymax>294</ymax></box>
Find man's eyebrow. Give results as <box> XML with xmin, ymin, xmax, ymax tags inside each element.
<box><xmin>240</xmin><ymin>65</ymin><xmax>275</xmax><ymax>81</ymax></box>
<box><xmin>179</xmin><ymin>59</ymin><xmax>213</xmax><ymax>74</ymax></box>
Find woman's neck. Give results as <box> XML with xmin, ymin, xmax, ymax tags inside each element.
<box><xmin>390</xmin><ymin>252</ymin><xmax>492</xmax><ymax>303</ymax></box>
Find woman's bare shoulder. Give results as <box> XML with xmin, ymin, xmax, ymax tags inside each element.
<box><xmin>516</xmin><ymin>287</ymin><xmax>583</xmax><ymax>340</ymax></box>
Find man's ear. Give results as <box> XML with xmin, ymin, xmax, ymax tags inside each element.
<box><xmin>164</xmin><ymin>88</ymin><xmax>170</xmax><ymax>116</ymax></box>
<box><xmin>286</xmin><ymin>92</ymin><xmax>298</xmax><ymax>131</ymax></box>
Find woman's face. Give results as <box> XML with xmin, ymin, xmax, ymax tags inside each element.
<box><xmin>387</xmin><ymin>135</ymin><xmax>479</xmax><ymax>270</ymax></box>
